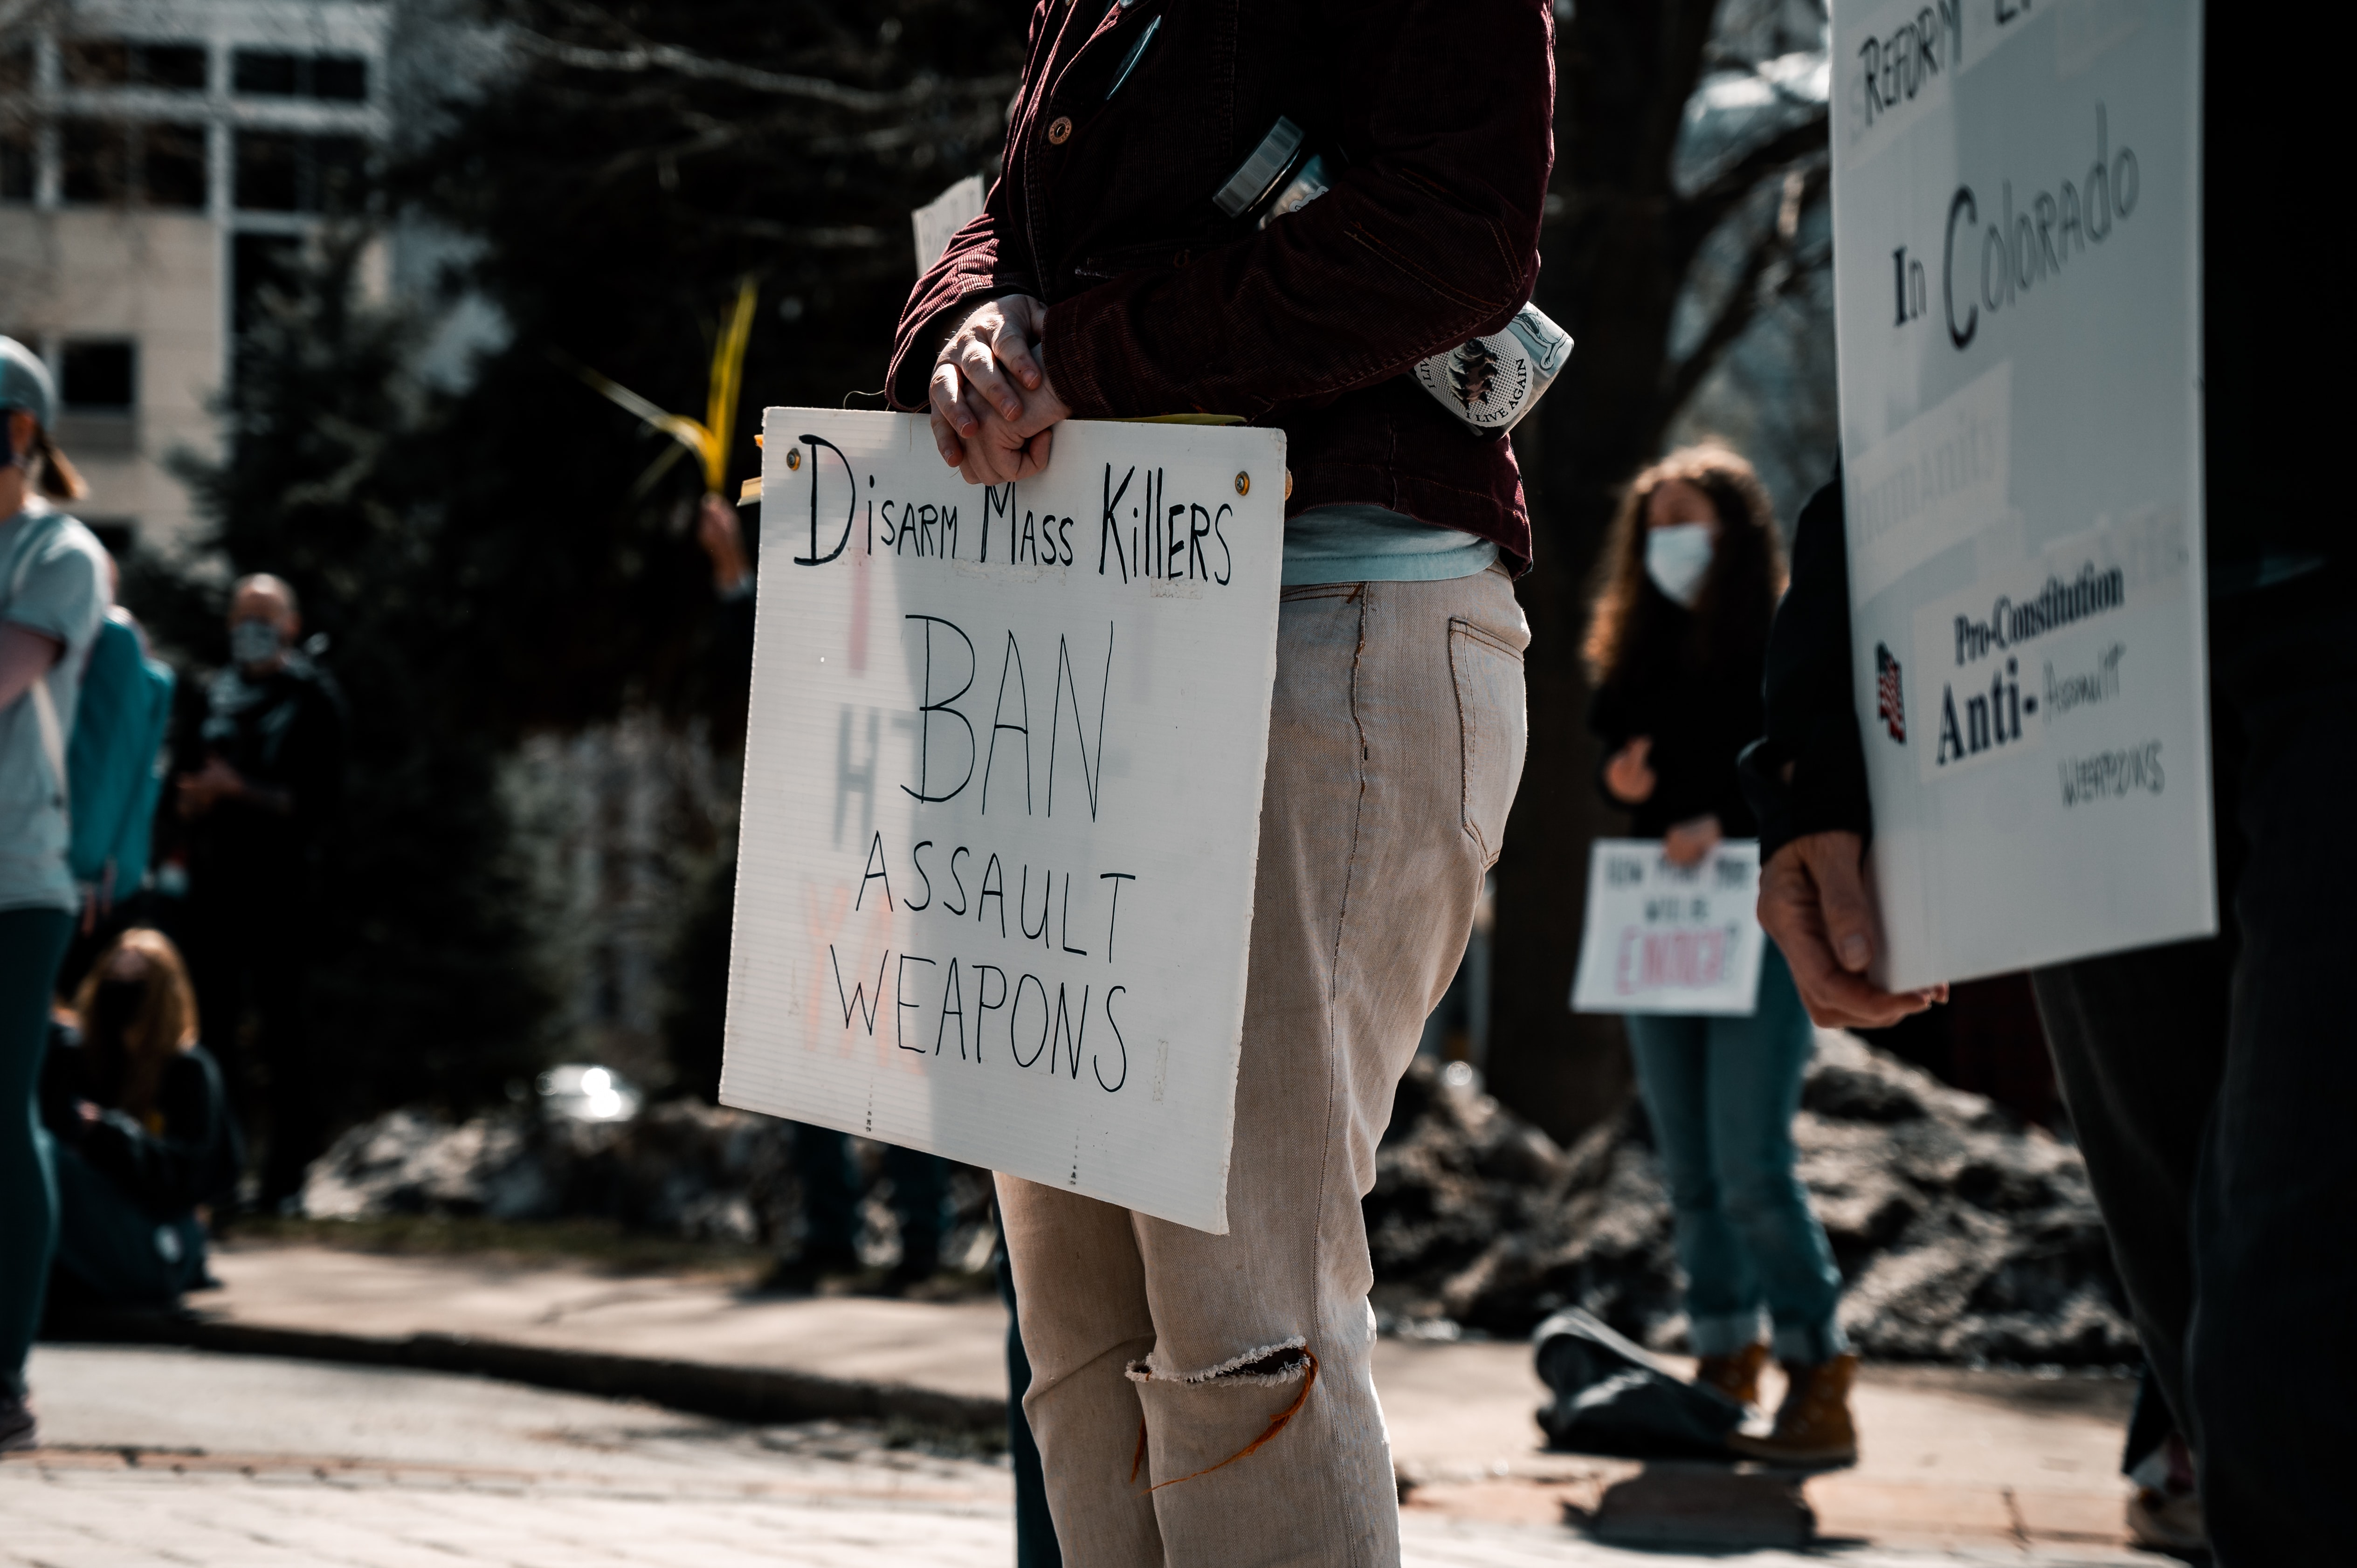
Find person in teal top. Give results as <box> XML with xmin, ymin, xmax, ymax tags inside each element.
<box><xmin>2</xmin><ymin>335</ymin><xmax>110</xmax><ymax>1453</ymax></box>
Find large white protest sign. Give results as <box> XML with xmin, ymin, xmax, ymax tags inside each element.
<box><xmin>1571</xmin><ymin>840</ymin><xmax>1767</xmax><ymax>1016</ymax></box>
<box><xmin>1830</xmin><ymin>0</ymin><xmax>2212</xmax><ymax>988</ymax></box>
<box><xmin>718</xmin><ymin>410</ymin><xmax>1285</xmax><ymax>1233</ymax></box>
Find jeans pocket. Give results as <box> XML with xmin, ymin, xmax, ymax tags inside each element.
<box><xmin>1450</xmin><ymin>618</ymin><xmax>1528</xmax><ymax>866</ymax></box>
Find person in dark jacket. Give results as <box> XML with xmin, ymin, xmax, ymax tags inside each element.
<box><xmin>1587</xmin><ymin>445</ymin><xmax>1854</xmax><ymax>1467</ymax></box>
<box><xmin>174</xmin><ymin>573</ymin><xmax>345</xmax><ymax>1210</ymax></box>
<box><xmin>1740</xmin><ymin>23</ymin><xmax>2347</xmax><ymax>1564</ymax></box>
<box><xmin>40</xmin><ymin>928</ymin><xmax>239</xmax><ymax>1312</ymax></box>
<box><xmin>890</xmin><ymin>4</ymin><xmax>1549</xmax><ymax>1560</ymax></box>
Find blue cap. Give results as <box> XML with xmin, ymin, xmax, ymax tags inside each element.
<box><xmin>1</xmin><ymin>336</ymin><xmax>58</xmax><ymax>429</ymax></box>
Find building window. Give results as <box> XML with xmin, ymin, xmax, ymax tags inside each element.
<box><xmin>62</xmin><ymin>39</ymin><xmax>130</xmax><ymax>86</ymax></box>
<box><xmin>1</xmin><ymin>127</ymin><xmax>31</xmax><ymax>203</ymax></box>
<box><xmin>60</xmin><ymin>38</ymin><xmax>210</xmax><ymax>90</ymax></box>
<box><xmin>312</xmin><ymin>56</ymin><xmax>368</xmax><ymax>102</ymax></box>
<box><xmin>63</xmin><ymin>38</ymin><xmax>212</xmax><ymax>89</ymax></box>
<box><xmin>61</xmin><ymin>340</ymin><xmax>136</xmax><ymax>411</ymax></box>
<box><xmin>232</xmin><ymin>50</ymin><xmax>367</xmax><ymax>102</ymax></box>
<box><xmin>139</xmin><ymin>122</ymin><xmax>207</xmax><ymax>210</ymax></box>
<box><xmin>136</xmin><ymin>44</ymin><xmax>209</xmax><ymax>90</ymax></box>
<box><xmin>235</xmin><ymin>131</ymin><xmax>366</xmax><ymax>214</ymax></box>
<box><xmin>60</xmin><ymin>118</ymin><xmax>128</xmax><ymax>204</ymax></box>
<box><xmin>56</xmin><ymin>117</ymin><xmax>211</xmax><ymax>209</ymax></box>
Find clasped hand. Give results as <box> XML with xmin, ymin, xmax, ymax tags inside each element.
<box><xmin>928</xmin><ymin>296</ymin><xmax>1072</xmax><ymax>486</ymax></box>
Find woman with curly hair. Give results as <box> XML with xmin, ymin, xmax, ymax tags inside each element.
<box><xmin>1586</xmin><ymin>444</ymin><xmax>1856</xmax><ymax>1467</ymax></box>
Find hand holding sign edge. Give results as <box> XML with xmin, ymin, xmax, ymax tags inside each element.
<box><xmin>1757</xmin><ymin>831</ymin><xmax>1946</xmax><ymax>1029</ymax></box>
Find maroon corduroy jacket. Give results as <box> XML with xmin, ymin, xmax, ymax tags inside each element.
<box><xmin>886</xmin><ymin>0</ymin><xmax>1556</xmax><ymax>572</ymax></box>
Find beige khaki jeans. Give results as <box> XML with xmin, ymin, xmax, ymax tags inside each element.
<box><xmin>998</xmin><ymin>565</ymin><xmax>1530</xmax><ymax>1567</ymax></box>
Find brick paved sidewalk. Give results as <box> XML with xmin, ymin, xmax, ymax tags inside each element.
<box><xmin>1</xmin><ymin>1345</ymin><xmax>2158</xmax><ymax>1568</ymax></box>
<box><xmin>0</xmin><ymin>1458</ymin><xmax>2154</xmax><ymax>1568</ymax></box>
<box><xmin>24</xmin><ymin>1246</ymin><xmax>2160</xmax><ymax>1561</ymax></box>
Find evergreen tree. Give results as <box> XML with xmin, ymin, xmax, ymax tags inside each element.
<box><xmin>163</xmin><ymin>234</ymin><xmax>556</xmax><ymax>1117</ymax></box>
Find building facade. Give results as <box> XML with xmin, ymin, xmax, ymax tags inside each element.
<box><xmin>2</xmin><ymin>0</ymin><xmax>391</xmax><ymax>557</ymax></box>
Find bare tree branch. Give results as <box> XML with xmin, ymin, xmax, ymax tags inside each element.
<box><xmin>1663</xmin><ymin>159</ymin><xmax>1828</xmax><ymax>413</ymax></box>
<box><xmin>1677</xmin><ymin>111</ymin><xmax>1828</xmax><ymax>232</ymax></box>
<box><xmin>508</xmin><ymin>27</ymin><xmax>1014</xmax><ymax>114</ymax></box>
<box><xmin>719</xmin><ymin>219</ymin><xmax>887</xmax><ymax>248</ymax></box>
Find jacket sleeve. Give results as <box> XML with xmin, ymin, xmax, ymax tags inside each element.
<box><xmin>1738</xmin><ymin>472</ymin><xmax>1871</xmax><ymax>861</ymax></box>
<box><xmin>885</xmin><ymin>5</ymin><xmax>1059</xmax><ymax>410</ymax></box>
<box><xmin>1043</xmin><ymin>0</ymin><xmax>1555</xmax><ymax>420</ymax></box>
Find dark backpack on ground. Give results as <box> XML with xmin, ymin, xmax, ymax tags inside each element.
<box><xmin>1533</xmin><ymin>1307</ymin><xmax>1745</xmax><ymax>1460</ymax></box>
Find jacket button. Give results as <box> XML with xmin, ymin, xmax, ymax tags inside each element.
<box><xmin>1047</xmin><ymin>116</ymin><xmax>1073</xmax><ymax>145</ymax></box>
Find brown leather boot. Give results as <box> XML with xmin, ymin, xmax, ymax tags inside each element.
<box><xmin>1693</xmin><ymin>1341</ymin><xmax>1768</xmax><ymax>1408</ymax></box>
<box><xmin>1727</xmin><ymin>1352</ymin><xmax>1858</xmax><ymax>1468</ymax></box>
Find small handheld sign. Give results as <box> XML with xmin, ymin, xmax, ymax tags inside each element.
<box><xmin>719</xmin><ymin>409</ymin><xmax>1286</xmax><ymax>1234</ymax></box>
<box><xmin>1570</xmin><ymin>839</ymin><xmax>1766</xmax><ymax>1017</ymax></box>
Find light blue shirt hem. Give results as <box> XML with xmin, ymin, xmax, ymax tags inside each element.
<box><xmin>1281</xmin><ymin>503</ymin><xmax>1499</xmax><ymax>587</ymax></box>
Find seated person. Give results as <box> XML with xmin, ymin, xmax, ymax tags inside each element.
<box><xmin>39</xmin><ymin>928</ymin><xmax>240</xmax><ymax>1312</ymax></box>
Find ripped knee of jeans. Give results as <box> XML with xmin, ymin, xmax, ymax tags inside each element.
<box><xmin>1123</xmin><ymin>1336</ymin><xmax>1323</xmax><ymax>1492</ymax></box>
<box><xmin>1125</xmin><ymin>1334</ymin><xmax>1313</xmax><ymax>1389</ymax></box>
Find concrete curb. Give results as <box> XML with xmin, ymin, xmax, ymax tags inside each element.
<box><xmin>63</xmin><ymin>1314</ymin><xmax>1009</xmax><ymax>1438</ymax></box>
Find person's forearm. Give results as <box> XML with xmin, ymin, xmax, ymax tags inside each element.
<box><xmin>0</xmin><ymin>621</ymin><xmax>62</xmax><ymax>708</ymax></box>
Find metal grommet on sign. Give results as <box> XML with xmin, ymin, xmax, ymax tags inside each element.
<box><xmin>1234</xmin><ymin>471</ymin><xmax>1250</xmax><ymax>496</ymax></box>
<box><xmin>1048</xmin><ymin>116</ymin><xmax>1074</xmax><ymax>145</ymax></box>
<box><xmin>786</xmin><ymin>448</ymin><xmax>802</xmax><ymax>471</ymax></box>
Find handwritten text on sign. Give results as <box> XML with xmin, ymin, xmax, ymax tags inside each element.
<box><xmin>1831</xmin><ymin>0</ymin><xmax>2212</xmax><ymax>987</ymax></box>
<box><xmin>1570</xmin><ymin>839</ymin><xmax>1766</xmax><ymax>1017</ymax></box>
<box><xmin>718</xmin><ymin>410</ymin><xmax>1286</xmax><ymax>1234</ymax></box>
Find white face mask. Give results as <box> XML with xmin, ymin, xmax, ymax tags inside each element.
<box><xmin>1644</xmin><ymin>522</ymin><xmax>1715</xmax><ymax>608</ymax></box>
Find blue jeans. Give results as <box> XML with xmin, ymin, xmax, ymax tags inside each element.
<box><xmin>1</xmin><ymin>908</ymin><xmax>72</xmax><ymax>1398</ymax></box>
<box><xmin>1624</xmin><ymin>944</ymin><xmax>1846</xmax><ymax>1365</ymax></box>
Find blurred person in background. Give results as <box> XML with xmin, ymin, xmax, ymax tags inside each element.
<box><xmin>40</xmin><ymin>928</ymin><xmax>240</xmax><ymax>1317</ymax></box>
<box><xmin>1</xmin><ymin>335</ymin><xmax>110</xmax><ymax>1451</ymax></box>
<box><xmin>1587</xmin><ymin>445</ymin><xmax>1857</xmax><ymax>1467</ymax></box>
<box><xmin>174</xmin><ymin>574</ymin><xmax>346</xmax><ymax>1211</ymax></box>
<box><xmin>694</xmin><ymin>495</ymin><xmax>952</xmax><ymax>1296</ymax></box>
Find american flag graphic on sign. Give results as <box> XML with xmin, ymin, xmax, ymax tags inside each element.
<box><xmin>1876</xmin><ymin>642</ymin><xmax>1906</xmax><ymax>742</ymax></box>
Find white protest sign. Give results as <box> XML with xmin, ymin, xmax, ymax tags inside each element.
<box><xmin>1570</xmin><ymin>840</ymin><xmax>1767</xmax><ymax>1017</ymax></box>
<box><xmin>719</xmin><ymin>409</ymin><xmax>1286</xmax><ymax>1234</ymax></box>
<box><xmin>1829</xmin><ymin>0</ymin><xmax>2212</xmax><ymax>989</ymax></box>
<box><xmin>912</xmin><ymin>174</ymin><xmax>986</xmax><ymax>272</ymax></box>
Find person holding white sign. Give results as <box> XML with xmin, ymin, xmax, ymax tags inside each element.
<box><xmin>883</xmin><ymin>6</ymin><xmax>1550</xmax><ymax>1563</ymax></box>
<box><xmin>1587</xmin><ymin>447</ymin><xmax>1855</xmax><ymax>1467</ymax></box>
<box><xmin>1748</xmin><ymin>12</ymin><xmax>2350</xmax><ymax>1563</ymax></box>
